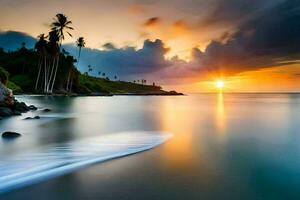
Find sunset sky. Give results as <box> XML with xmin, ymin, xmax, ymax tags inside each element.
<box><xmin>0</xmin><ymin>0</ymin><xmax>300</xmax><ymax>92</ymax></box>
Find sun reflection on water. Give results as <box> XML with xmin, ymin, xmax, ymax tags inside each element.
<box><xmin>158</xmin><ymin>97</ymin><xmax>199</xmax><ymax>167</ymax></box>
<box><xmin>216</xmin><ymin>92</ymin><xmax>226</xmax><ymax>136</ymax></box>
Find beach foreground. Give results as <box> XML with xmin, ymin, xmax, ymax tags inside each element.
<box><xmin>1</xmin><ymin>93</ymin><xmax>300</xmax><ymax>200</ymax></box>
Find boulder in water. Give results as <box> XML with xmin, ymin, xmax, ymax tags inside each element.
<box><xmin>0</xmin><ymin>107</ymin><xmax>13</xmax><ymax>117</ymax></box>
<box><xmin>28</xmin><ymin>105</ymin><xmax>38</xmax><ymax>110</ymax></box>
<box><xmin>43</xmin><ymin>108</ymin><xmax>51</xmax><ymax>112</ymax></box>
<box><xmin>2</xmin><ymin>131</ymin><xmax>22</xmax><ymax>139</ymax></box>
<box><xmin>14</xmin><ymin>102</ymin><xmax>30</xmax><ymax>113</ymax></box>
<box><xmin>24</xmin><ymin>116</ymin><xmax>40</xmax><ymax>120</ymax></box>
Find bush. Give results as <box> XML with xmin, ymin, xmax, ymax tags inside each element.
<box><xmin>7</xmin><ymin>81</ymin><xmax>23</xmax><ymax>94</ymax></box>
<box><xmin>0</xmin><ymin>67</ymin><xmax>9</xmax><ymax>85</ymax></box>
<box><xmin>10</xmin><ymin>74</ymin><xmax>34</xmax><ymax>92</ymax></box>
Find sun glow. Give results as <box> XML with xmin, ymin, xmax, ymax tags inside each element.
<box><xmin>215</xmin><ymin>80</ymin><xmax>225</xmax><ymax>89</ymax></box>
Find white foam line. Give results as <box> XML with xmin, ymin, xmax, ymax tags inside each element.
<box><xmin>0</xmin><ymin>132</ymin><xmax>171</xmax><ymax>193</ymax></box>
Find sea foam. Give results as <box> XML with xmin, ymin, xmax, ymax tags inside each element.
<box><xmin>0</xmin><ymin>131</ymin><xmax>171</xmax><ymax>193</ymax></box>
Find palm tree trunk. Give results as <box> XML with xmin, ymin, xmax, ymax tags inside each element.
<box><xmin>50</xmin><ymin>41</ymin><xmax>63</xmax><ymax>93</ymax></box>
<box><xmin>69</xmin><ymin>73</ymin><xmax>74</xmax><ymax>93</ymax></box>
<box><xmin>44</xmin><ymin>56</ymin><xmax>48</xmax><ymax>93</ymax></box>
<box><xmin>50</xmin><ymin>55</ymin><xmax>60</xmax><ymax>93</ymax></box>
<box><xmin>35</xmin><ymin>58</ymin><xmax>42</xmax><ymax>91</ymax></box>
<box><xmin>68</xmin><ymin>47</ymin><xmax>81</xmax><ymax>93</ymax></box>
<box><xmin>46</xmin><ymin>56</ymin><xmax>56</xmax><ymax>93</ymax></box>
<box><xmin>66</xmin><ymin>70</ymin><xmax>71</xmax><ymax>92</ymax></box>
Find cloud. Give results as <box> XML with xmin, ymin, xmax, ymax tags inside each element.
<box><xmin>102</xmin><ymin>42</ymin><xmax>116</xmax><ymax>50</ymax></box>
<box><xmin>64</xmin><ymin>39</ymin><xmax>171</xmax><ymax>78</ymax></box>
<box><xmin>199</xmin><ymin>0</ymin><xmax>283</xmax><ymax>28</ymax></box>
<box><xmin>188</xmin><ymin>0</ymin><xmax>300</xmax><ymax>76</ymax></box>
<box><xmin>144</xmin><ymin>17</ymin><xmax>160</xmax><ymax>27</ymax></box>
<box><xmin>0</xmin><ymin>0</ymin><xmax>300</xmax><ymax>85</ymax></box>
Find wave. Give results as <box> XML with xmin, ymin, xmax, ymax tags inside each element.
<box><xmin>0</xmin><ymin>131</ymin><xmax>171</xmax><ymax>193</ymax></box>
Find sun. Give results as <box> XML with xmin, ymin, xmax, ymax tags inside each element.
<box><xmin>215</xmin><ymin>80</ymin><xmax>225</xmax><ymax>89</ymax></box>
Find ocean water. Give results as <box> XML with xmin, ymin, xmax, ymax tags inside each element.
<box><xmin>1</xmin><ymin>93</ymin><xmax>300</xmax><ymax>200</ymax></box>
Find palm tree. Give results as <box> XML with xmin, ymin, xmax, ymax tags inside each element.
<box><xmin>67</xmin><ymin>37</ymin><xmax>85</xmax><ymax>92</ymax></box>
<box><xmin>88</xmin><ymin>65</ymin><xmax>93</xmax><ymax>72</ymax></box>
<box><xmin>34</xmin><ymin>34</ymin><xmax>47</xmax><ymax>91</ymax></box>
<box><xmin>46</xmin><ymin>30</ymin><xmax>60</xmax><ymax>93</ymax></box>
<box><xmin>76</xmin><ymin>37</ymin><xmax>85</xmax><ymax>66</ymax></box>
<box><xmin>51</xmin><ymin>14</ymin><xmax>73</xmax><ymax>43</ymax></box>
<box><xmin>49</xmin><ymin>13</ymin><xmax>73</xmax><ymax>93</ymax></box>
<box><xmin>21</xmin><ymin>42</ymin><xmax>26</xmax><ymax>49</ymax></box>
<box><xmin>114</xmin><ymin>75</ymin><xmax>117</xmax><ymax>80</ymax></box>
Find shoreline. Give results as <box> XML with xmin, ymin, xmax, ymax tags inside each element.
<box><xmin>15</xmin><ymin>92</ymin><xmax>185</xmax><ymax>97</ymax></box>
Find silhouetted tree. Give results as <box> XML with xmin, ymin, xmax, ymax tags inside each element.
<box><xmin>34</xmin><ymin>34</ymin><xmax>47</xmax><ymax>91</ymax></box>
<box><xmin>46</xmin><ymin>30</ymin><xmax>60</xmax><ymax>93</ymax></box>
<box><xmin>76</xmin><ymin>37</ymin><xmax>85</xmax><ymax>65</ymax></box>
<box><xmin>21</xmin><ymin>42</ymin><xmax>26</xmax><ymax>49</ymax></box>
<box><xmin>49</xmin><ymin>13</ymin><xmax>73</xmax><ymax>93</ymax></box>
<box><xmin>67</xmin><ymin>37</ymin><xmax>85</xmax><ymax>92</ymax></box>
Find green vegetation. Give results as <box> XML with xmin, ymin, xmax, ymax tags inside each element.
<box><xmin>0</xmin><ymin>45</ymin><xmax>172</xmax><ymax>95</ymax></box>
<box><xmin>0</xmin><ymin>13</ymin><xmax>180</xmax><ymax>95</ymax></box>
<box><xmin>78</xmin><ymin>75</ymin><xmax>163</xmax><ymax>94</ymax></box>
<box><xmin>7</xmin><ymin>81</ymin><xmax>22</xmax><ymax>94</ymax></box>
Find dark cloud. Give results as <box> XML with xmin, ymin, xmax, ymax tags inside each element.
<box><xmin>199</xmin><ymin>0</ymin><xmax>283</xmax><ymax>27</ymax></box>
<box><xmin>144</xmin><ymin>17</ymin><xmax>160</xmax><ymax>27</ymax></box>
<box><xmin>102</xmin><ymin>42</ymin><xmax>116</xmax><ymax>50</ymax></box>
<box><xmin>191</xmin><ymin>0</ymin><xmax>300</xmax><ymax>75</ymax></box>
<box><xmin>64</xmin><ymin>39</ymin><xmax>170</xmax><ymax>78</ymax></box>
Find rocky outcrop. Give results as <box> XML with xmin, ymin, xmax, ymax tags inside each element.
<box><xmin>0</xmin><ymin>107</ymin><xmax>14</xmax><ymax>117</ymax></box>
<box><xmin>0</xmin><ymin>82</ymin><xmax>14</xmax><ymax>106</ymax></box>
<box><xmin>0</xmin><ymin>102</ymin><xmax>38</xmax><ymax>118</ymax></box>
<box><xmin>0</xmin><ymin>83</ymin><xmax>38</xmax><ymax>118</ymax></box>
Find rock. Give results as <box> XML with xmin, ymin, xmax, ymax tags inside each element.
<box><xmin>28</xmin><ymin>105</ymin><xmax>38</xmax><ymax>110</ymax></box>
<box><xmin>43</xmin><ymin>108</ymin><xmax>51</xmax><ymax>112</ymax></box>
<box><xmin>0</xmin><ymin>82</ymin><xmax>15</xmax><ymax>106</ymax></box>
<box><xmin>13</xmin><ymin>111</ymin><xmax>22</xmax><ymax>116</ymax></box>
<box><xmin>2</xmin><ymin>131</ymin><xmax>22</xmax><ymax>139</ymax></box>
<box><xmin>14</xmin><ymin>102</ymin><xmax>29</xmax><ymax>113</ymax></box>
<box><xmin>24</xmin><ymin>116</ymin><xmax>40</xmax><ymax>120</ymax></box>
<box><xmin>0</xmin><ymin>107</ymin><xmax>13</xmax><ymax>117</ymax></box>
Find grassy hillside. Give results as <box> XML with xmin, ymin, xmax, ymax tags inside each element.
<box><xmin>0</xmin><ymin>47</ymin><xmax>182</xmax><ymax>95</ymax></box>
<box><xmin>78</xmin><ymin>74</ymin><xmax>166</xmax><ymax>94</ymax></box>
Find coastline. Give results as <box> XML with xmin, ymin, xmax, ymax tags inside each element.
<box><xmin>14</xmin><ymin>91</ymin><xmax>184</xmax><ymax>97</ymax></box>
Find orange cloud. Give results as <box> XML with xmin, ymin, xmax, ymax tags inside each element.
<box><xmin>144</xmin><ymin>17</ymin><xmax>160</xmax><ymax>27</ymax></box>
<box><xmin>171</xmin><ymin>20</ymin><xmax>190</xmax><ymax>36</ymax></box>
